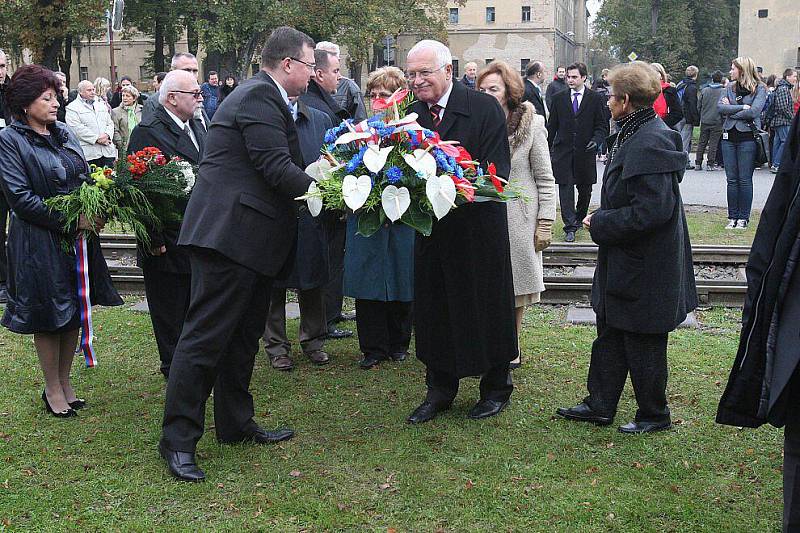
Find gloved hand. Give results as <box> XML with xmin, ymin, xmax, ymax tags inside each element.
<box><xmin>534</xmin><ymin>220</ymin><xmax>553</xmax><ymax>252</ymax></box>
<box><xmin>585</xmin><ymin>140</ymin><xmax>598</xmax><ymax>152</ymax></box>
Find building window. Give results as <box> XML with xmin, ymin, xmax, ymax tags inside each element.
<box><xmin>758</xmin><ymin>9</ymin><xmax>768</xmax><ymax>17</ymax></box>
<box><xmin>452</xmin><ymin>59</ymin><xmax>460</xmax><ymax>78</ymax></box>
<box><xmin>521</xmin><ymin>59</ymin><xmax>530</xmax><ymax>75</ymax></box>
<box><xmin>251</xmin><ymin>63</ymin><xmax>260</xmax><ymax>76</ymax></box>
<box><xmin>449</xmin><ymin>7</ymin><xmax>459</xmax><ymax>24</ymax></box>
<box><xmin>485</xmin><ymin>58</ymin><xmax>494</xmax><ymax>66</ymax></box>
<box><xmin>79</xmin><ymin>66</ymin><xmax>89</xmax><ymax>81</ymax></box>
<box><xmin>522</xmin><ymin>6</ymin><xmax>531</xmax><ymax>22</ymax></box>
<box><xmin>139</xmin><ymin>65</ymin><xmax>151</xmax><ymax>81</ymax></box>
<box><xmin>486</xmin><ymin>7</ymin><xmax>495</xmax><ymax>23</ymax></box>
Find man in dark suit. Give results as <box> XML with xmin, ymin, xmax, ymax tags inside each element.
<box><xmin>547</xmin><ymin>62</ymin><xmax>609</xmax><ymax>242</ymax></box>
<box><xmin>127</xmin><ymin>69</ymin><xmax>207</xmax><ymax>379</ymax></box>
<box><xmin>143</xmin><ymin>53</ymin><xmax>209</xmax><ymax>130</ymax></box>
<box><xmin>159</xmin><ymin>27</ymin><xmax>316</xmax><ymax>482</ymax></box>
<box><xmin>523</xmin><ymin>60</ymin><xmax>547</xmax><ymax>120</ymax></box>
<box><xmin>263</xmin><ymin>97</ymin><xmax>332</xmax><ymax>371</ymax></box>
<box><xmin>300</xmin><ymin>49</ymin><xmax>353</xmax><ymax>340</ymax></box>
<box><xmin>405</xmin><ymin>40</ymin><xmax>516</xmax><ymax>424</ymax></box>
<box><xmin>545</xmin><ymin>65</ymin><xmax>567</xmax><ymax>110</ymax></box>
<box><xmin>0</xmin><ymin>49</ymin><xmax>9</xmax><ymax>304</ymax></box>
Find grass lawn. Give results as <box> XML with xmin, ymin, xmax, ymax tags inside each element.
<box><xmin>0</xmin><ymin>302</ymin><xmax>783</xmax><ymax>531</ymax></box>
<box><xmin>553</xmin><ymin>206</ymin><xmax>759</xmax><ymax>246</ymax></box>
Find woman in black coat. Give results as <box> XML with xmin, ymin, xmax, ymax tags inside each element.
<box><xmin>0</xmin><ymin>65</ymin><xmax>122</xmax><ymax>417</ymax></box>
<box><xmin>556</xmin><ymin>61</ymin><xmax>697</xmax><ymax>434</ymax></box>
<box><xmin>717</xmin><ymin>111</ymin><xmax>800</xmax><ymax>531</ymax></box>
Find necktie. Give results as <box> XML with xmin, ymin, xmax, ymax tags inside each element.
<box><xmin>430</xmin><ymin>104</ymin><xmax>443</xmax><ymax>128</ymax></box>
<box><xmin>184</xmin><ymin>124</ymin><xmax>198</xmax><ymax>152</ymax></box>
<box><xmin>572</xmin><ymin>92</ymin><xmax>580</xmax><ymax>115</ymax></box>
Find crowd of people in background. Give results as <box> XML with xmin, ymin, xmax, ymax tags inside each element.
<box><xmin>0</xmin><ymin>32</ymin><xmax>799</xmax><ymax>529</ymax></box>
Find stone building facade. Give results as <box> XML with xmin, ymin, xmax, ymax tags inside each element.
<box><xmin>738</xmin><ymin>0</ymin><xmax>800</xmax><ymax>76</ymax></box>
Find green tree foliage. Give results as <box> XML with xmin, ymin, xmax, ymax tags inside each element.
<box><xmin>594</xmin><ymin>0</ymin><xmax>738</xmax><ymax>80</ymax></box>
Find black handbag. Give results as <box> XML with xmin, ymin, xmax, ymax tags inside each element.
<box><xmin>749</xmin><ymin>121</ymin><xmax>770</xmax><ymax>166</ymax></box>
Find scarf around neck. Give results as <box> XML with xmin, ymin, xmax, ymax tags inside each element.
<box><xmin>609</xmin><ymin>106</ymin><xmax>657</xmax><ymax>163</ymax></box>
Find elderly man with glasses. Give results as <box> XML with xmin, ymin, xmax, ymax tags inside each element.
<box><xmin>143</xmin><ymin>52</ymin><xmax>209</xmax><ymax>129</ymax></box>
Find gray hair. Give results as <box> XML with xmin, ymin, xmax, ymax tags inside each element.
<box><xmin>78</xmin><ymin>80</ymin><xmax>94</xmax><ymax>92</ymax></box>
<box><xmin>407</xmin><ymin>40</ymin><xmax>452</xmax><ymax>67</ymax></box>
<box><xmin>170</xmin><ymin>52</ymin><xmax>196</xmax><ymax>69</ymax></box>
<box><xmin>159</xmin><ymin>70</ymin><xmax>194</xmax><ymax>105</ymax></box>
<box><xmin>121</xmin><ymin>85</ymin><xmax>140</xmax><ymax>100</ymax></box>
<box><xmin>0</xmin><ymin>48</ymin><xmax>6</xmax><ymax>59</ymax></box>
<box><xmin>316</xmin><ymin>41</ymin><xmax>340</xmax><ymax>58</ymax></box>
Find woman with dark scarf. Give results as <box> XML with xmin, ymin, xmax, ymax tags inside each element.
<box><xmin>556</xmin><ymin>61</ymin><xmax>697</xmax><ymax>434</ymax></box>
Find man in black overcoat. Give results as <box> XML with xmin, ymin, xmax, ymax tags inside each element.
<box><xmin>547</xmin><ymin>62</ymin><xmax>609</xmax><ymax>242</ymax></box>
<box><xmin>127</xmin><ymin>70</ymin><xmax>207</xmax><ymax>378</ymax></box>
<box><xmin>159</xmin><ymin>27</ymin><xmax>316</xmax><ymax>482</ymax></box>
<box><xmin>300</xmin><ymin>49</ymin><xmax>353</xmax><ymax>339</ymax></box>
<box><xmin>0</xmin><ymin>50</ymin><xmax>10</xmax><ymax>303</ymax></box>
<box><xmin>405</xmin><ymin>40</ymin><xmax>516</xmax><ymax>424</ymax></box>
<box><xmin>523</xmin><ymin>60</ymin><xmax>547</xmax><ymax>119</ymax></box>
<box><xmin>717</xmin><ymin>111</ymin><xmax>800</xmax><ymax>531</ymax></box>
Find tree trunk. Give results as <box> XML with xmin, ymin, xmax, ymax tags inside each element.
<box><xmin>61</xmin><ymin>35</ymin><xmax>73</xmax><ymax>86</ymax></box>
<box><xmin>41</xmin><ymin>37</ymin><xmax>62</xmax><ymax>70</ymax></box>
<box><xmin>650</xmin><ymin>0</ymin><xmax>661</xmax><ymax>37</ymax></box>
<box><xmin>186</xmin><ymin>15</ymin><xmax>199</xmax><ymax>56</ymax></box>
<box><xmin>154</xmin><ymin>17</ymin><xmax>165</xmax><ymax>72</ymax></box>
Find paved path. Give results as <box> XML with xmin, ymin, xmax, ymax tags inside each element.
<box><xmin>589</xmin><ymin>162</ymin><xmax>776</xmax><ymax>209</ymax></box>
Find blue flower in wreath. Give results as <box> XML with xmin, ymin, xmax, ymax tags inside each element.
<box><xmin>346</xmin><ymin>146</ymin><xmax>368</xmax><ymax>173</ymax></box>
<box><xmin>385</xmin><ymin>165</ymin><xmax>404</xmax><ymax>184</ymax></box>
<box><xmin>454</xmin><ymin>164</ymin><xmax>464</xmax><ymax>179</ymax></box>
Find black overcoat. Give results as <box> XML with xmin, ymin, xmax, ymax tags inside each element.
<box><xmin>127</xmin><ymin>105</ymin><xmax>206</xmax><ymax>274</ymax></box>
<box><xmin>0</xmin><ymin>121</ymin><xmax>122</xmax><ymax>334</ymax></box>
<box><xmin>299</xmin><ymin>80</ymin><xmax>349</xmax><ymax>127</ymax></box>
<box><xmin>589</xmin><ymin>118</ymin><xmax>697</xmax><ymax>334</ymax></box>
<box><xmin>523</xmin><ymin>79</ymin><xmax>546</xmax><ymax>118</ymax></box>
<box><xmin>278</xmin><ymin>101</ymin><xmax>332</xmax><ymax>291</ymax></box>
<box><xmin>177</xmin><ymin>71</ymin><xmax>314</xmax><ymax>276</ymax></box>
<box><xmin>547</xmin><ymin>88</ymin><xmax>609</xmax><ymax>185</ymax></box>
<box><xmin>411</xmin><ymin>80</ymin><xmax>516</xmax><ymax>378</ymax></box>
<box><xmin>717</xmin><ymin>112</ymin><xmax>800</xmax><ymax>429</ymax></box>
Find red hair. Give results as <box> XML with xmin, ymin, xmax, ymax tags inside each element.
<box><xmin>6</xmin><ymin>64</ymin><xmax>62</xmax><ymax>121</ymax></box>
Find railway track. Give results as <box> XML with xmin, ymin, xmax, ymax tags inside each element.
<box><xmin>100</xmin><ymin>235</ymin><xmax>750</xmax><ymax>306</ymax></box>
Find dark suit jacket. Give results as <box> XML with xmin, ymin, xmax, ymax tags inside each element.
<box><xmin>300</xmin><ymin>80</ymin><xmax>349</xmax><ymax>127</ymax></box>
<box><xmin>177</xmin><ymin>70</ymin><xmax>313</xmax><ymax>277</ymax></box>
<box><xmin>547</xmin><ymin>87</ymin><xmax>609</xmax><ymax>185</ymax></box>
<box><xmin>127</xmin><ymin>105</ymin><xmax>206</xmax><ymax>273</ymax></box>
<box><xmin>523</xmin><ymin>79</ymin><xmax>546</xmax><ymax>118</ymax></box>
<box><xmin>410</xmin><ymin>80</ymin><xmax>516</xmax><ymax>378</ymax></box>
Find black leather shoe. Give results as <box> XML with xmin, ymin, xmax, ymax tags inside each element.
<box><xmin>327</xmin><ymin>328</ymin><xmax>353</xmax><ymax>339</ymax></box>
<box><xmin>68</xmin><ymin>398</ymin><xmax>86</xmax><ymax>410</ymax></box>
<box><xmin>339</xmin><ymin>311</ymin><xmax>357</xmax><ymax>322</ymax></box>
<box><xmin>555</xmin><ymin>402</ymin><xmax>614</xmax><ymax>426</ymax></box>
<box><xmin>360</xmin><ymin>353</ymin><xmax>388</xmax><ymax>369</ymax></box>
<box><xmin>42</xmin><ymin>391</ymin><xmax>77</xmax><ymax>418</ymax></box>
<box><xmin>390</xmin><ymin>351</ymin><xmax>408</xmax><ymax>362</ymax></box>
<box><xmin>617</xmin><ymin>420</ymin><xmax>672</xmax><ymax>434</ymax></box>
<box><xmin>159</xmin><ymin>443</ymin><xmax>205</xmax><ymax>482</ymax></box>
<box><xmin>407</xmin><ymin>401</ymin><xmax>449</xmax><ymax>424</ymax></box>
<box><xmin>242</xmin><ymin>426</ymin><xmax>295</xmax><ymax>444</ymax></box>
<box><xmin>467</xmin><ymin>399</ymin><xmax>509</xmax><ymax>419</ymax></box>
<box><xmin>565</xmin><ymin>231</ymin><xmax>576</xmax><ymax>243</ymax></box>
<box><xmin>0</xmin><ymin>286</ymin><xmax>7</xmax><ymax>304</ymax></box>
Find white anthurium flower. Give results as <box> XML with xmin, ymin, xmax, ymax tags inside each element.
<box><xmin>305</xmin><ymin>158</ymin><xmax>334</xmax><ymax>182</ymax></box>
<box><xmin>425</xmin><ymin>174</ymin><xmax>457</xmax><ymax>220</ymax></box>
<box><xmin>362</xmin><ymin>144</ymin><xmax>394</xmax><ymax>174</ymax></box>
<box><xmin>305</xmin><ymin>182</ymin><xmax>323</xmax><ymax>216</ymax></box>
<box><xmin>397</xmin><ymin>121</ymin><xmax>425</xmax><ymax>133</ymax></box>
<box><xmin>387</xmin><ymin>112</ymin><xmax>419</xmax><ymax>127</ymax></box>
<box><xmin>381</xmin><ymin>185</ymin><xmax>411</xmax><ymax>222</ymax></box>
<box><xmin>176</xmin><ymin>161</ymin><xmax>195</xmax><ymax>192</ymax></box>
<box><xmin>403</xmin><ymin>149</ymin><xmax>437</xmax><ymax>178</ymax></box>
<box><xmin>335</xmin><ymin>130</ymin><xmax>373</xmax><ymax>145</ymax></box>
<box><xmin>342</xmin><ymin>174</ymin><xmax>372</xmax><ymax>211</ymax></box>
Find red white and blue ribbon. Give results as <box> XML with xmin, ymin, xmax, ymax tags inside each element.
<box><xmin>75</xmin><ymin>235</ymin><xmax>97</xmax><ymax>367</ymax></box>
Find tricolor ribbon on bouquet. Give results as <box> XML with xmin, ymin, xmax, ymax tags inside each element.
<box><xmin>75</xmin><ymin>235</ymin><xmax>97</xmax><ymax>367</ymax></box>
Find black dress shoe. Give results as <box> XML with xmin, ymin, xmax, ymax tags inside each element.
<box><xmin>68</xmin><ymin>398</ymin><xmax>86</xmax><ymax>410</ymax></box>
<box><xmin>339</xmin><ymin>311</ymin><xmax>357</xmax><ymax>322</ymax></box>
<box><xmin>467</xmin><ymin>399</ymin><xmax>509</xmax><ymax>419</ymax></box>
<box><xmin>41</xmin><ymin>391</ymin><xmax>77</xmax><ymax>418</ymax></box>
<box><xmin>390</xmin><ymin>351</ymin><xmax>408</xmax><ymax>362</ymax></box>
<box><xmin>555</xmin><ymin>402</ymin><xmax>613</xmax><ymax>426</ymax></box>
<box><xmin>617</xmin><ymin>420</ymin><xmax>672</xmax><ymax>434</ymax></box>
<box><xmin>159</xmin><ymin>443</ymin><xmax>205</xmax><ymax>482</ymax></box>
<box><xmin>360</xmin><ymin>353</ymin><xmax>388</xmax><ymax>369</ymax></box>
<box><xmin>565</xmin><ymin>231</ymin><xmax>576</xmax><ymax>243</ymax></box>
<box><xmin>242</xmin><ymin>426</ymin><xmax>295</xmax><ymax>444</ymax></box>
<box><xmin>407</xmin><ymin>401</ymin><xmax>449</xmax><ymax>424</ymax></box>
<box><xmin>327</xmin><ymin>328</ymin><xmax>353</xmax><ymax>339</ymax></box>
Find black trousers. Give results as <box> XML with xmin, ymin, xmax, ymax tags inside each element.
<box><xmin>142</xmin><ymin>266</ymin><xmax>191</xmax><ymax>377</ymax></box>
<box><xmin>324</xmin><ymin>218</ymin><xmax>346</xmax><ymax>328</ymax></box>
<box><xmin>354</xmin><ymin>299</ymin><xmax>413</xmax><ymax>359</ymax></box>
<box><xmin>263</xmin><ymin>286</ymin><xmax>327</xmax><ymax>357</ymax></box>
<box><xmin>696</xmin><ymin>124</ymin><xmax>722</xmax><ymax>166</ymax></box>
<box><xmin>559</xmin><ymin>183</ymin><xmax>593</xmax><ymax>233</ymax></box>
<box><xmin>161</xmin><ymin>247</ymin><xmax>272</xmax><ymax>452</ymax></box>
<box><xmin>0</xmin><ymin>193</ymin><xmax>7</xmax><ymax>284</ymax></box>
<box><xmin>88</xmin><ymin>156</ymin><xmax>116</xmax><ymax>168</ymax></box>
<box><xmin>585</xmin><ymin>316</ymin><xmax>670</xmax><ymax>422</ymax></box>
<box><xmin>425</xmin><ymin>364</ymin><xmax>513</xmax><ymax>407</ymax></box>
<box><xmin>786</xmin><ymin>417</ymin><xmax>800</xmax><ymax>533</ymax></box>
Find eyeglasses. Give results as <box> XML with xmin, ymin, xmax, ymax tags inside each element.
<box><xmin>369</xmin><ymin>92</ymin><xmax>393</xmax><ymax>99</ymax></box>
<box><xmin>171</xmin><ymin>90</ymin><xmax>203</xmax><ymax>99</ymax></box>
<box><xmin>405</xmin><ymin>64</ymin><xmax>446</xmax><ymax>80</ymax></box>
<box><xmin>287</xmin><ymin>57</ymin><xmax>316</xmax><ymax>70</ymax></box>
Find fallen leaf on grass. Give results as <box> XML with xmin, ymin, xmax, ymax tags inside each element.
<box><xmin>465</xmin><ymin>479</ymin><xmax>474</xmax><ymax>490</ymax></box>
<box><xmin>337</xmin><ymin>503</ymin><xmax>348</xmax><ymax>511</ymax></box>
<box><xmin>632</xmin><ymin>462</ymin><xmax>643</xmax><ymax>469</ymax></box>
<box><xmin>289</xmin><ymin>470</ymin><xmax>302</xmax><ymax>478</ymax></box>
<box><xmin>378</xmin><ymin>483</ymin><xmax>391</xmax><ymax>490</ymax></box>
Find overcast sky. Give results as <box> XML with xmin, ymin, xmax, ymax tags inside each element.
<box><xmin>587</xmin><ymin>0</ymin><xmax>602</xmax><ymax>33</ymax></box>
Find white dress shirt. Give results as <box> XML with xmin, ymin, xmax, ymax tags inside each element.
<box><xmin>429</xmin><ymin>81</ymin><xmax>454</xmax><ymax>121</ymax></box>
<box><xmin>165</xmin><ymin>107</ymin><xmax>199</xmax><ymax>152</ymax></box>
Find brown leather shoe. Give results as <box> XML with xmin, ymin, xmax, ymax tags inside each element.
<box><xmin>306</xmin><ymin>350</ymin><xmax>330</xmax><ymax>365</ymax></box>
<box><xmin>269</xmin><ymin>354</ymin><xmax>294</xmax><ymax>371</ymax></box>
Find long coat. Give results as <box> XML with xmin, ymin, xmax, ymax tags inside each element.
<box><xmin>589</xmin><ymin>118</ymin><xmax>697</xmax><ymax>334</ymax></box>
<box><xmin>522</xmin><ymin>79</ymin><xmax>546</xmax><ymax>118</ymax></box>
<box><xmin>547</xmin><ymin>87</ymin><xmax>609</xmax><ymax>185</ymax></box>
<box><xmin>300</xmin><ymin>80</ymin><xmax>349</xmax><ymax>127</ymax></box>
<box><xmin>507</xmin><ymin>102</ymin><xmax>557</xmax><ymax>298</ymax></box>
<box><xmin>411</xmin><ymin>80</ymin><xmax>516</xmax><ymax>378</ymax></box>
<box><xmin>278</xmin><ymin>101</ymin><xmax>332</xmax><ymax>291</ymax></box>
<box><xmin>178</xmin><ymin>71</ymin><xmax>313</xmax><ymax>277</ymax></box>
<box><xmin>127</xmin><ymin>104</ymin><xmax>206</xmax><ymax>274</ymax></box>
<box><xmin>64</xmin><ymin>97</ymin><xmax>117</xmax><ymax>161</ymax></box>
<box><xmin>717</xmin><ymin>112</ymin><xmax>800</xmax><ymax>429</ymax></box>
<box><xmin>110</xmin><ymin>103</ymin><xmax>143</xmax><ymax>154</ymax></box>
<box><xmin>0</xmin><ymin>121</ymin><xmax>122</xmax><ymax>333</ymax></box>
